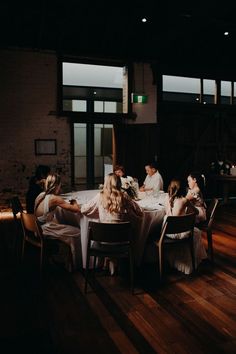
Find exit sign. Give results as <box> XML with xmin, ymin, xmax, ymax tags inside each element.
<box><xmin>131</xmin><ymin>93</ymin><xmax>148</xmax><ymax>104</ymax></box>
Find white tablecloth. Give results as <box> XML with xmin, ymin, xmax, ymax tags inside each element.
<box><xmin>56</xmin><ymin>190</ymin><xmax>99</xmax><ymax>269</ymax></box>
<box><xmin>135</xmin><ymin>194</ymin><xmax>166</xmax><ymax>265</ymax></box>
<box><xmin>56</xmin><ymin>190</ymin><xmax>166</xmax><ymax>268</ymax></box>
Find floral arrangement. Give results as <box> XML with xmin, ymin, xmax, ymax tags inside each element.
<box><xmin>120</xmin><ymin>176</ymin><xmax>139</xmax><ymax>199</ymax></box>
<box><xmin>99</xmin><ymin>176</ymin><xmax>139</xmax><ymax>199</ymax></box>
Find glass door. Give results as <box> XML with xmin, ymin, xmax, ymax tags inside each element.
<box><xmin>74</xmin><ymin>123</ymin><xmax>113</xmax><ymax>189</ymax></box>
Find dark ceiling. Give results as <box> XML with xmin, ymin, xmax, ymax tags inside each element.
<box><xmin>1</xmin><ymin>1</ymin><xmax>236</xmax><ymax>78</ymax></box>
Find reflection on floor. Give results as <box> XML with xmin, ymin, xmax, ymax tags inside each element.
<box><xmin>0</xmin><ymin>202</ymin><xmax>235</xmax><ymax>353</ymax></box>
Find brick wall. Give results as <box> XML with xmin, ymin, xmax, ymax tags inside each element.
<box><xmin>0</xmin><ymin>49</ymin><xmax>158</xmax><ymax>210</ymax></box>
<box><xmin>0</xmin><ymin>49</ymin><xmax>72</xmax><ymax>209</ymax></box>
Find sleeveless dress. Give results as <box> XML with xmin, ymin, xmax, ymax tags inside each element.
<box><xmin>163</xmin><ymin>198</ymin><xmax>207</xmax><ymax>274</ymax></box>
<box><xmin>187</xmin><ymin>189</ymin><xmax>207</xmax><ymax>224</ymax></box>
<box><xmin>37</xmin><ymin>194</ymin><xmax>82</xmax><ymax>271</ymax></box>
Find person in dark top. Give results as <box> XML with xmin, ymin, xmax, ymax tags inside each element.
<box><xmin>26</xmin><ymin>165</ymin><xmax>50</xmax><ymax>213</ymax></box>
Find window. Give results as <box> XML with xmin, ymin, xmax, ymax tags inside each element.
<box><xmin>61</xmin><ymin>62</ymin><xmax>128</xmax><ymax>114</ymax></box>
<box><xmin>203</xmin><ymin>79</ymin><xmax>215</xmax><ymax>104</ymax></box>
<box><xmin>221</xmin><ymin>81</ymin><xmax>231</xmax><ymax>104</ymax></box>
<box><xmin>234</xmin><ymin>82</ymin><xmax>236</xmax><ymax>105</ymax></box>
<box><xmin>162</xmin><ymin>75</ymin><xmax>200</xmax><ymax>102</ymax></box>
<box><xmin>73</xmin><ymin>123</ymin><xmax>113</xmax><ymax>187</ymax></box>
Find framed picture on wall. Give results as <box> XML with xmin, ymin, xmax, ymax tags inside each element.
<box><xmin>35</xmin><ymin>139</ymin><xmax>57</xmax><ymax>155</ymax></box>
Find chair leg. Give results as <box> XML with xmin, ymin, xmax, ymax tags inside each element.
<box><xmin>84</xmin><ymin>252</ymin><xmax>91</xmax><ymax>293</ymax></box>
<box><xmin>207</xmin><ymin>229</ymin><xmax>214</xmax><ymax>262</ymax></box>
<box><xmin>40</xmin><ymin>247</ymin><xmax>43</xmax><ymax>279</ymax></box>
<box><xmin>93</xmin><ymin>256</ymin><xmax>97</xmax><ymax>270</ymax></box>
<box><xmin>159</xmin><ymin>246</ymin><xmax>163</xmax><ymax>282</ymax></box>
<box><xmin>189</xmin><ymin>239</ymin><xmax>195</xmax><ymax>273</ymax></box>
<box><xmin>21</xmin><ymin>239</ymin><xmax>25</xmax><ymax>262</ymax></box>
<box><xmin>129</xmin><ymin>252</ymin><xmax>134</xmax><ymax>294</ymax></box>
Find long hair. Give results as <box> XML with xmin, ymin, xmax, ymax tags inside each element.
<box><xmin>188</xmin><ymin>171</ymin><xmax>206</xmax><ymax>195</ymax></box>
<box><xmin>168</xmin><ymin>178</ymin><xmax>185</xmax><ymax>208</ymax></box>
<box><xmin>100</xmin><ymin>173</ymin><xmax>124</xmax><ymax>213</ymax></box>
<box><xmin>34</xmin><ymin>173</ymin><xmax>61</xmax><ymax>211</ymax></box>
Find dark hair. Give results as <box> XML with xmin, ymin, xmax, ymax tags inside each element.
<box><xmin>114</xmin><ymin>165</ymin><xmax>125</xmax><ymax>174</ymax></box>
<box><xmin>188</xmin><ymin>171</ymin><xmax>206</xmax><ymax>193</ymax></box>
<box><xmin>146</xmin><ymin>161</ymin><xmax>158</xmax><ymax>170</ymax></box>
<box><xmin>35</xmin><ymin>165</ymin><xmax>51</xmax><ymax>180</ymax></box>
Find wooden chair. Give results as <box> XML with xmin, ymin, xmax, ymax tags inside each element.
<box><xmin>198</xmin><ymin>198</ymin><xmax>219</xmax><ymax>262</ymax></box>
<box><xmin>84</xmin><ymin>221</ymin><xmax>134</xmax><ymax>293</ymax></box>
<box><xmin>10</xmin><ymin>196</ymin><xmax>24</xmax><ymax>261</ymax></box>
<box><xmin>20</xmin><ymin>212</ymin><xmax>72</xmax><ymax>277</ymax></box>
<box><xmin>10</xmin><ymin>196</ymin><xmax>24</xmax><ymax>220</ymax></box>
<box><xmin>156</xmin><ymin>213</ymin><xmax>196</xmax><ymax>282</ymax></box>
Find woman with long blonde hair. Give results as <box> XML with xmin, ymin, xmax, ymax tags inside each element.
<box><xmin>81</xmin><ymin>173</ymin><xmax>142</xmax><ymax>222</ymax></box>
<box><xmin>81</xmin><ymin>173</ymin><xmax>143</xmax><ymax>274</ymax></box>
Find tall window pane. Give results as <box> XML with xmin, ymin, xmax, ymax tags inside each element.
<box><xmin>233</xmin><ymin>82</ymin><xmax>236</xmax><ymax>105</ymax></box>
<box><xmin>203</xmin><ymin>79</ymin><xmax>215</xmax><ymax>104</ymax></box>
<box><xmin>221</xmin><ymin>81</ymin><xmax>231</xmax><ymax>104</ymax></box>
<box><xmin>74</xmin><ymin>123</ymin><xmax>87</xmax><ymax>185</ymax></box>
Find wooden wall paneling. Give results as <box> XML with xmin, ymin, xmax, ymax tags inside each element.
<box><xmin>114</xmin><ymin>124</ymin><xmax>159</xmax><ymax>184</ymax></box>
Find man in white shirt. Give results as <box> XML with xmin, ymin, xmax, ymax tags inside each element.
<box><xmin>139</xmin><ymin>162</ymin><xmax>163</xmax><ymax>195</ymax></box>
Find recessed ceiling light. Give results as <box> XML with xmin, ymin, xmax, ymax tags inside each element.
<box><xmin>142</xmin><ymin>18</ymin><xmax>147</xmax><ymax>23</ymax></box>
<box><xmin>224</xmin><ymin>31</ymin><xmax>229</xmax><ymax>36</ymax></box>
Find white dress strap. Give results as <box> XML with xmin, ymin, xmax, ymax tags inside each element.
<box><xmin>37</xmin><ymin>194</ymin><xmax>50</xmax><ymax>224</ymax></box>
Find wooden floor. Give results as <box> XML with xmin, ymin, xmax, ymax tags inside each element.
<box><xmin>0</xmin><ymin>203</ymin><xmax>236</xmax><ymax>354</ymax></box>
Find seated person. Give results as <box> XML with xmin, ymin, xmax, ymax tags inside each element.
<box><xmin>163</xmin><ymin>178</ymin><xmax>207</xmax><ymax>274</ymax></box>
<box><xmin>34</xmin><ymin>173</ymin><xmax>82</xmax><ymax>270</ymax></box>
<box><xmin>26</xmin><ymin>165</ymin><xmax>50</xmax><ymax>213</ymax></box>
<box><xmin>139</xmin><ymin>162</ymin><xmax>163</xmax><ymax>196</ymax></box>
<box><xmin>186</xmin><ymin>171</ymin><xmax>207</xmax><ymax>224</ymax></box>
<box><xmin>114</xmin><ymin>164</ymin><xmax>138</xmax><ymax>199</ymax></box>
<box><xmin>81</xmin><ymin>173</ymin><xmax>143</xmax><ymax>274</ymax></box>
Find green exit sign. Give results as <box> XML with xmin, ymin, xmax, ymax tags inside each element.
<box><xmin>131</xmin><ymin>93</ymin><xmax>148</xmax><ymax>104</ymax></box>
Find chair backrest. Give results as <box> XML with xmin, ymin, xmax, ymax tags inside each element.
<box><xmin>88</xmin><ymin>221</ymin><xmax>131</xmax><ymax>243</ymax></box>
<box><xmin>20</xmin><ymin>212</ymin><xmax>43</xmax><ymax>242</ymax></box>
<box><xmin>10</xmin><ymin>196</ymin><xmax>23</xmax><ymax>220</ymax></box>
<box><xmin>160</xmin><ymin>213</ymin><xmax>196</xmax><ymax>241</ymax></box>
<box><xmin>206</xmin><ymin>198</ymin><xmax>219</xmax><ymax>223</ymax></box>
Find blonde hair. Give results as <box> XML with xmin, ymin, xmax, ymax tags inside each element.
<box><xmin>35</xmin><ymin>173</ymin><xmax>61</xmax><ymax>211</ymax></box>
<box><xmin>100</xmin><ymin>173</ymin><xmax>124</xmax><ymax>213</ymax></box>
<box><xmin>44</xmin><ymin>173</ymin><xmax>61</xmax><ymax>195</ymax></box>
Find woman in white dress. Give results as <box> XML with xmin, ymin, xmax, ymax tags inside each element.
<box><xmin>34</xmin><ymin>173</ymin><xmax>82</xmax><ymax>271</ymax></box>
<box><xmin>163</xmin><ymin>178</ymin><xmax>207</xmax><ymax>274</ymax></box>
<box><xmin>81</xmin><ymin>173</ymin><xmax>143</xmax><ymax>273</ymax></box>
<box><xmin>186</xmin><ymin>172</ymin><xmax>207</xmax><ymax>224</ymax></box>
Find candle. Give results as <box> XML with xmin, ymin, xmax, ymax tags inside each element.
<box><xmin>230</xmin><ymin>165</ymin><xmax>236</xmax><ymax>176</ymax></box>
